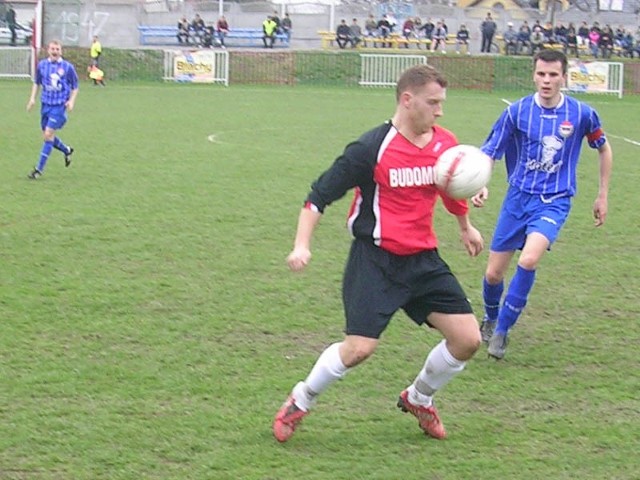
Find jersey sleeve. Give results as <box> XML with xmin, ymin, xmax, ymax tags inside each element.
<box><xmin>585</xmin><ymin>107</ymin><xmax>606</xmax><ymax>149</ymax></box>
<box><xmin>439</xmin><ymin>192</ymin><xmax>469</xmax><ymax>217</ymax></box>
<box><xmin>481</xmin><ymin>105</ymin><xmax>516</xmax><ymax>161</ymax></box>
<box><xmin>67</xmin><ymin>63</ymin><xmax>79</xmax><ymax>90</ymax></box>
<box><xmin>305</xmin><ymin>140</ymin><xmax>374</xmax><ymax>213</ymax></box>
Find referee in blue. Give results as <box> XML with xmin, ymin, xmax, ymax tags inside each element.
<box><xmin>27</xmin><ymin>40</ymin><xmax>78</xmax><ymax>179</ymax></box>
<box><xmin>472</xmin><ymin>50</ymin><xmax>613</xmax><ymax>359</ymax></box>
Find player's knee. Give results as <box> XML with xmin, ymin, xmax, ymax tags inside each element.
<box><xmin>518</xmin><ymin>253</ymin><xmax>540</xmax><ymax>270</ymax></box>
<box><xmin>341</xmin><ymin>337</ymin><xmax>377</xmax><ymax>367</ymax></box>
<box><xmin>484</xmin><ymin>268</ymin><xmax>504</xmax><ymax>285</ymax></box>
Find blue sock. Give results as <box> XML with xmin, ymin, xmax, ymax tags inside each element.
<box><xmin>483</xmin><ymin>277</ymin><xmax>504</xmax><ymax>322</ymax></box>
<box><xmin>53</xmin><ymin>137</ymin><xmax>69</xmax><ymax>154</ymax></box>
<box><xmin>37</xmin><ymin>140</ymin><xmax>54</xmax><ymax>172</ymax></box>
<box><xmin>496</xmin><ymin>265</ymin><xmax>536</xmax><ymax>335</ymax></box>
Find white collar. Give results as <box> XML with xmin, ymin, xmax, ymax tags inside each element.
<box><xmin>533</xmin><ymin>92</ymin><xmax>565</xmax><ymax>110</ymax></box>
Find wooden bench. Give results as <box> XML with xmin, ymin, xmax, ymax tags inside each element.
<box><xmin>319</xmin><ymin>30</ymin><xmax>472</xmax><ymax>52</ymax></box>
<box><xmin>138</xmin><ymin>25</ymin><xmax>289</xmax><ymax>47</ymax></box>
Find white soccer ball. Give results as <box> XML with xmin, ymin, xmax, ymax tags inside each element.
<box><xmin>435</xmin><ymin>145</ymin><xmax>493</xmax><ymax>199</ymax></box>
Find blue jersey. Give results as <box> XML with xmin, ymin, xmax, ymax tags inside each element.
<box><xmin>481</xmin><ymin>93</ymin><xmax>606</xmax><ymax>196</ymax></box>
<box><xmin>35</xmin><ymin>58</ymin><xmax>79</xmax><ymax>106</ymax></box>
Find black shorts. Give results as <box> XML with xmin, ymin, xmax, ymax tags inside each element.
<box><xmin>342</xmin><ymin>239</ymin><xmax>473</xmax><ymax>339</ymax></box>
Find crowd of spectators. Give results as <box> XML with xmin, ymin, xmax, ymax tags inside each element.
<box><xmin>332</xmin><ymin>12</ymin><xmax>640</xmax><ymax>58</ymax></box>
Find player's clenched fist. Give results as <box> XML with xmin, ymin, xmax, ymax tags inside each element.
<box><xmin>287</xmin><ymin>247</ymin><xmax>311</xmax><ymax>272</ymax></box>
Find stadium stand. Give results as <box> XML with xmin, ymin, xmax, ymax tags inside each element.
<box><xmin>137</xmin><ymin>25</ymin><xmax>289</xmax><ymax>47</ymax></box>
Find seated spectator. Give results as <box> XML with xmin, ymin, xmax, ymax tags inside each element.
<box><xmin>191</xmin><ymin>13</ymin><xmax>206</xmax><ymax>45</ymax></box>
<box><xmin>554</xmin><ymin>22</ymin><xmax>568</xmax><ymax>45</ymax></box>
<box><xmin>598</xmin><ymin>27</ymin><xmax>614</xmax><ymax>58</ymax></box>
<box><xmin>216</xmin><ymin>15</ymin><xmax>229</xmax><ymax>48</ymax></box>
<box><xmin>402</xmin><ymin>17</ymin><xmax>416</xmax><ymax>47</ymax></box>
<box><xmin>364</xmin><ymin>14</ymin><xmax>378</xmax><ymax>40</ymax></box>
<box><xmin>588</xmin><ymin>27</ymin><xmax>601</xmax><ymax>57</ymax></box>
<box><xmin>564</xmin><ymin>29</ymin><xmax>579</xmax><ymax>57</ymax></box>
<box><xmin>632</xmin><ymin>27</ymin><xmax>640</xmax><ymax>58</ymax></box>
<box><xmin>619</xmin><ymin>30</ymin><xmax>634</xmax><ymax>57</ymax></box>
<box><xmin>335</xmin><ymin>19</ymin><xmax>351</xmax><ymax>49</ymax></box>
<box><xmin>517</xmin><ymin>25</ymin><xmax>532</xmax><ymax>55</ymax></box>
<box><xmin>262</xmin><ymin>15</ymin><xmax>277</xmax><ymax>48</ymax></box>
<box><xmin>87</xmin><ymin>65</ymin><xmax>106</xmax><ymax>87</ymax></box>
<box><xmin>419</xmin><ymin>18</ymin><xmax>435</xmax><ymax>41</ymax></box>
<box><xmin>503</xmin><ymin>22</ymin><xmax>518</xmax><ymax>55</ymax></box>
<box><xmin>281</xmin><ymin>13</ymin><xmax>292</xmax><ymax>42</ymax></box>
<box><xmin>530</xmin><ymin>27</ymin><xmax>545</xmax><ymax>55</ymax></box>
<box><xmin>377</xmin><ymin>15</ymin><xmax>392</xmax><ymax>48</ymax></box>
<box><xmin>201</xmin><ymin>25</ymin><xmax>215</xmax><ymax>48</ymax></box>
<box><xmin>177</xmin><ymin>16</ymin><xmax>190</xmax><ymax>44</ymax></box>
<box><xmin>455</xmin><ymin>24</ymin><xmax>470</xmax><ymax>54</ymax></box>
<box><xmin>431</xmin><ymin>21</ymin><xmax>447</xmax><ymax>52</ymax></box>
<box><xmin>349</xmin><ymin>18</ymin><xmax>362</xmax><ymax>48</ymax></box>
<box><xmin>577</xmin><ymin>21</ymin><xmax>589</xmax><ymax>47</ymax></box>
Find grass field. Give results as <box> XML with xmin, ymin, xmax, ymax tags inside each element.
<box><xmin>1</xmin><ymin>80</ymin><xmax>639</xmax><ymax>480</ymax></box>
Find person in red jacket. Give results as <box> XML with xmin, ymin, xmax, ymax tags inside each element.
<box><xmin>216</xmin><ymin>15</ymin><xmax>229</xmax><ymax>48</ymax></box>
<box><xmin>273</xmin><ymin>64</ymin><xmax>484</xmax><ymax>443</ymax></box>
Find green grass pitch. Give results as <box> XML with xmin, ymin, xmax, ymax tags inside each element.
<box><xmin>1</xmin><ymin>80</ymin><xmax>639</xmax><ymax>479</ymax></box>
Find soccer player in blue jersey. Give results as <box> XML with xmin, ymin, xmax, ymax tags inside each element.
<box><xmin>26</xmin><ymin>40</ymin><xmax>78</xmax><ymax>180</ymax></box>
<box><xmin>472</xmin><ymin>50</ymin><xmax>613</xmax><ymax>359</ymax></box>
<box><xmin>273</xmin><ymin>65</ymin><xmax>485</xmax><ymax>443</ymax></box>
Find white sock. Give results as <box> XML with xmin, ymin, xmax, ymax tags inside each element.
<box><xmin>294</xmin><ymin>342</ymin><xmax>348</xmax><ymax>411</ymax></box>
<box><xmin>409</xmin><ymin>340</ymin><xmax>466</xmax><ymax>406</ymax></box>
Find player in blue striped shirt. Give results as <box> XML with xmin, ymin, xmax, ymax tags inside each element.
<box><xmin>472</xmin><ymin>50</ymin><xmax>613</xmax><ymax>359</ymax></box>
<box><xmin>27</xmin><ymin>40</ymin><xmax>79</xmax><ymax>179</ymax></box>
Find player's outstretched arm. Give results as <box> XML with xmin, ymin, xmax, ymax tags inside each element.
<box><xmin>287</xmin><ymin>207</ymin><xmax>322</xmax><ymax>272</ymax></box>
<box><xmin>593</xmin><ymin>141</ymin><xmax>612</xmax><ymax>227</ymax></box>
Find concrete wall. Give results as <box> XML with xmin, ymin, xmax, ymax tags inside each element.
<box><xmin>16</xmin><ymin>0</ymin><xmax>639</xmax><ymax>52</ymax></box>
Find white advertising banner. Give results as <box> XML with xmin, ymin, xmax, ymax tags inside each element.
<box><xmin>173</xmin><ymin>50</ymin><xmax>216</xmax><ymax>83</ymax></box>
<box><xmin>567</xmin><ymin>60</ymin><xmax>610</xmax><ymax>94</ymax></box>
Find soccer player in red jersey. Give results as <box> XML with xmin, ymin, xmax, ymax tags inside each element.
<box><xmin>273</xmin><ymin>64</ymin><xmax>485</xmax><ymax>443</ymax></box>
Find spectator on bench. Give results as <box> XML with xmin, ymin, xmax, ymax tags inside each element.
<box><xmin>517</xmin><ymin>24</ymin><xmax>532</xmax><ymax>55</ymax></box>
<box><xmin>281</xmin><ymin>13</ymin><xmax>292</xmax><ymax>42</ymax></box>
<box><xmin>349</xmin><ymin>18</ymin><xmax>362</xmax><ymax>48</ymax></box>
<box><xmin>503</xmin><ymin>22</ymin><xmax>518</xmax><ymax>55</ymax></box>
<box><xmin>177</xmin><ymin>16</ymin><xmax>190</xmax><ymax>45</ymax></box>
<box><xmin>262</xmin><ymin>15</ymin><xmax>277</xmax><ymax>48</ymax></box>
<box><xmin>191</xmin><ymin>13</ymin><xmax>206</xmax><ymax>45</ymax></box>
<box><xmin>455</xmin><ymin>24</ymin><xmax>470</xmax><ymax>54</ymax></box>
<box><xmin>564</xmin><ymin>29</ymin><xmax>579</xmax><ymax>57</ymax></box>
<box><xmin>431</xmin><ymin>21</ymin><xmax>447</xmax><ymax>53</ymax></box>
<box><xmin>216</xmin><ymin>16</ymin><xmax>229</xmax><ymax>48</ymax></box>
<box><xmin>336</xmin><ymin>19</ymin><xmax>351</xmax><ymax>49</ymax></box>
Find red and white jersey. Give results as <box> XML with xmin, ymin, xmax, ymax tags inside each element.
<box><xmin>305</xmin><ymin>122</ymin><xmax>468</xmax><ymax>255</ymax></box>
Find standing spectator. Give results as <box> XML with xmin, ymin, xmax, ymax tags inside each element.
<box><xmin>26</xmin><ymin>40</ymin><xmax>78</xmax><ymax>180</ymax></box>
<box><xmin>272</xmin><ymin>64</ymin><xmax>484</xmax><ymax>443</ymax></box>
<box><xmin>455</xmin><ymin>24</ymin><xmax>470</xmax><ymax>54</ymax></box>
<box><xmin>480</xmin><ymin>12</ymin><xmax>497</xmax><ymax>53</ymax></box>
<box><xmin>177</xmin><ymin>16</ymin><xmax>190</xmax><ymax>44</ymax></box>
<box><xmin>90</xmin><ymin>35</ymin><xmax>102</xmax><ymax>66</ymax></box>
<box><xmin>335</xmin><ymin>19</ymin><xmax>351</xmax><ymax>49</ymax></box>
<box><xmin>281</xmin><ymin>13</ymin><xmax>292</xmax><ymax>42</ymax></box>
<box><xmin>216</xmin><ymin>15</ymin><xmax>229</xmax><ymax>48</ymax></box>
<box><xmin>262</xmin><ymin>15</ymin><xmax>277</xmax><ymax>48</ymax></box>
<box><xmin>349</xmin><ymin>18</ymin><xmax>362</xmax><ymax>48</ymax></box>
<box><xmin>503</xmin><ymin>22</ymin><xmax>518</xmax><ymax>55</ymax></box>
<box><xmin>473</xmin><ymin>50</ymin><xmax>612</xmax><ymax>360</ymax></box>
<box><xmin>431</xmin><ymin>21</ymin><xmax>447</xmax><ymax>52</ymax></box>
<box><xmin>5</xmin><ymin>4</ymin><xmax>17</xmax><ymax>46</ymax></box>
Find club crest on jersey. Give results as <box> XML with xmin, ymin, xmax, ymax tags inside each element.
<box><xmin>558</xmin><ymin>121</ymin><xmax>574</xmax><ymax>138</ymax></box>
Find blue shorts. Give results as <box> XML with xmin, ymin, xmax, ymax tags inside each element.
<box><xmin>41</xmin><ymin>104</ymin><xmax>68</xmax><ymax>131</ymax></box>
<box><xmin>490</xmin><ymin>186</ymin><xmax>572</xmax><ymax>252</ymax></box>
<box><xmin>342</xmin><ymin>239</ymin><xmax>473</xmax><ymax>339</ymax></box>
